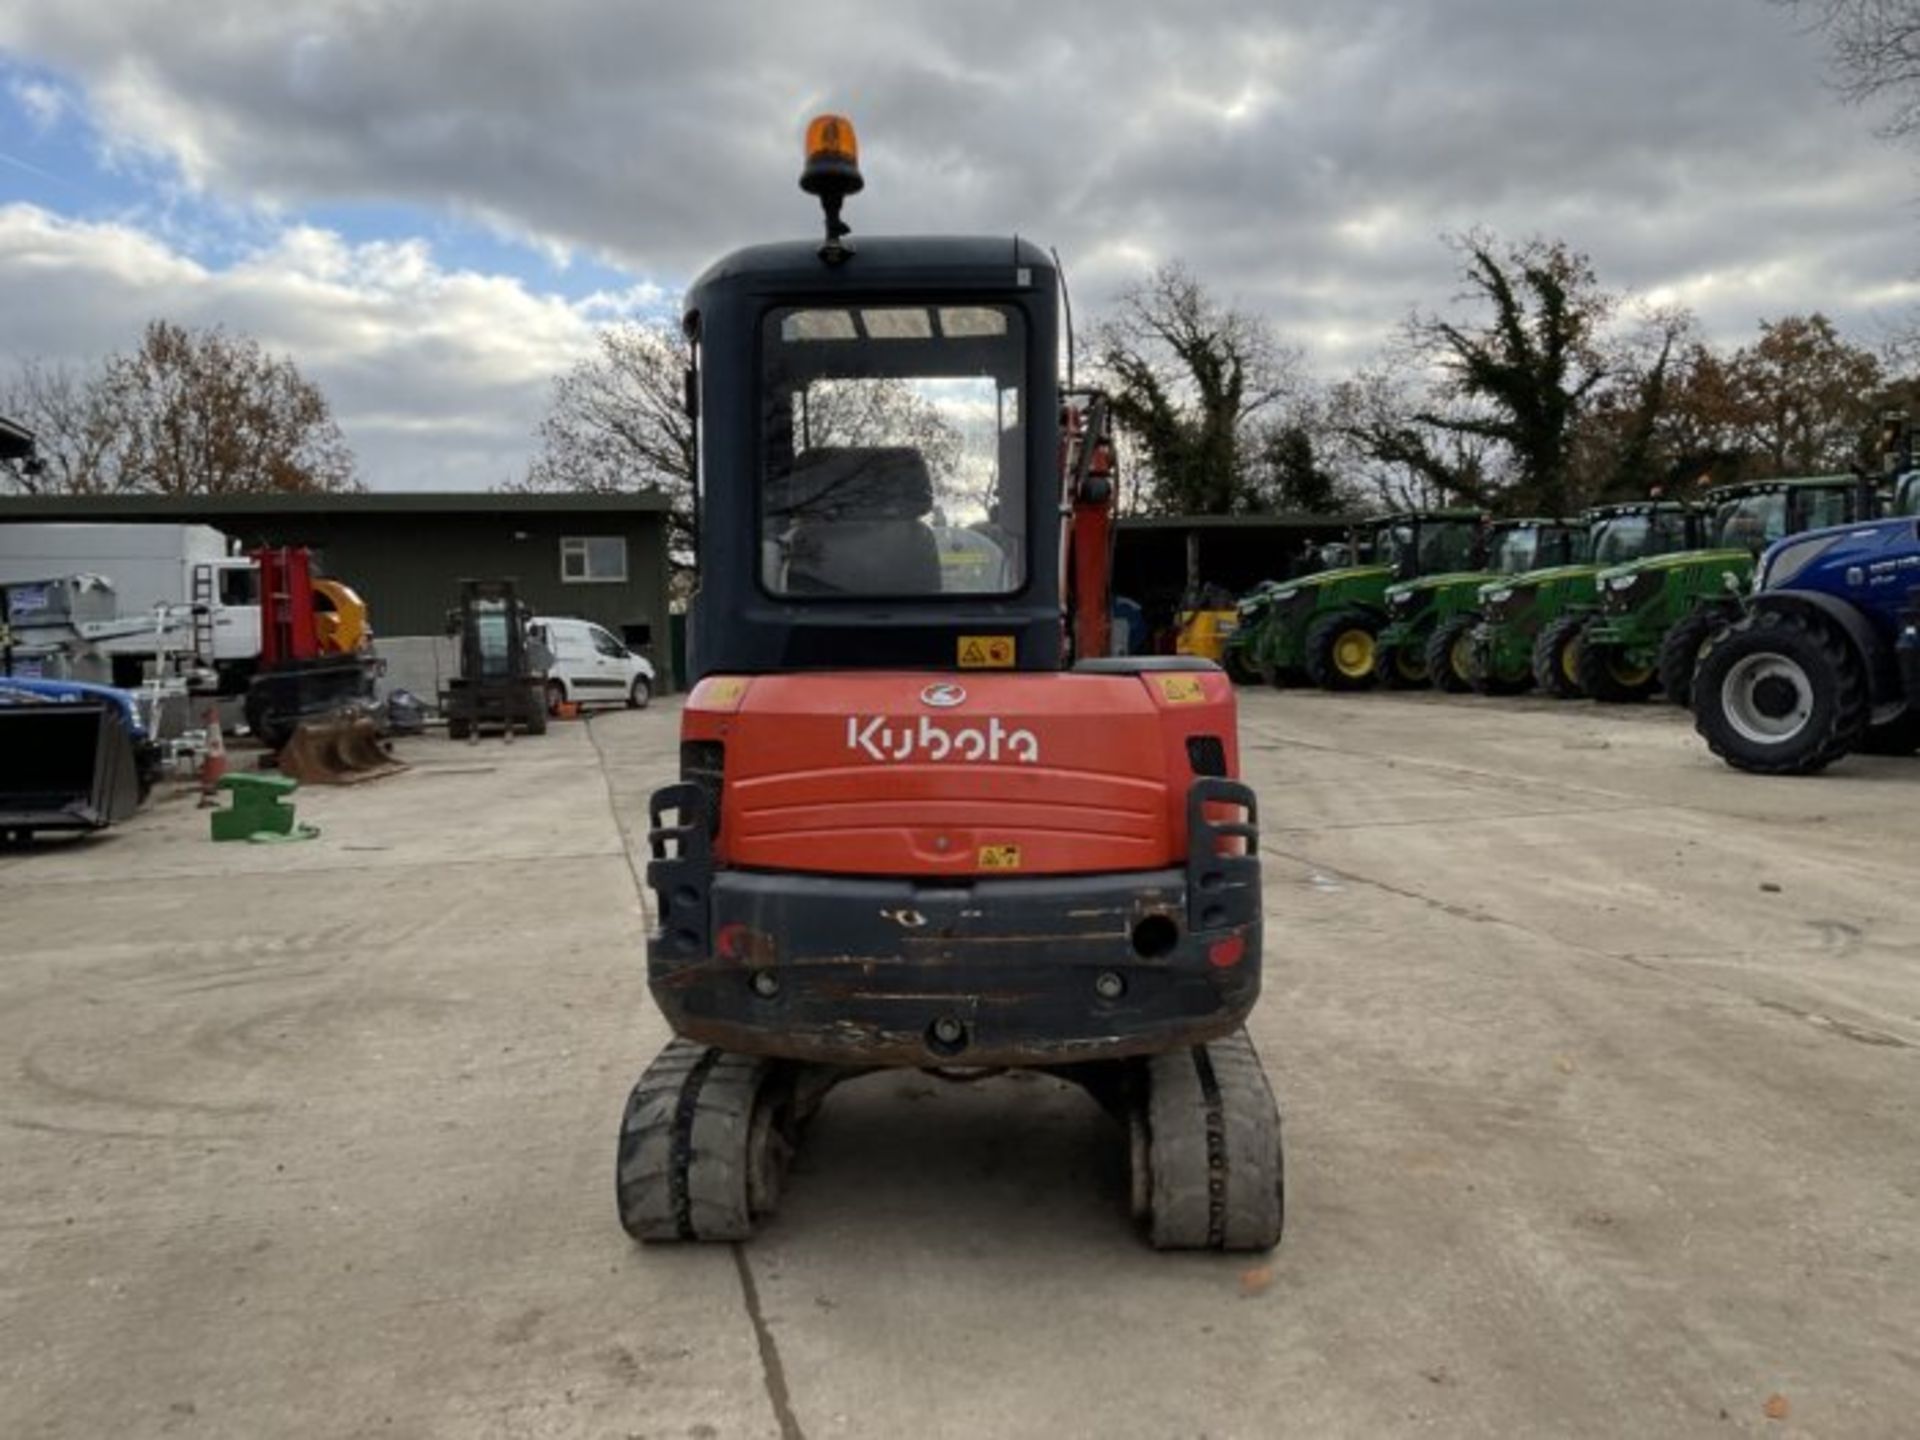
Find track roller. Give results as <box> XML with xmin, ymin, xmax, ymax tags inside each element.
<box><xmin>1129</xmin><ymin>1028</ymin><xmax>1285</xmax><ymax>1251</ymax></box>
<box><xmin>616</xmin><ymin>1038</ymin><xmax>824</xmax><ymax>1242</ymax></box>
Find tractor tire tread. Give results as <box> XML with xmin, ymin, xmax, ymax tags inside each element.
<box><xmin>1694</xmin><ymin>609</ymin><xmax>1868</xmax><ymax>775</ymax></box>
<box><xmin>1657</xmin><ymin>607</ymin><xmax>1729</xmax><ymax>709</ymax></box>
<box><xmin>1304</xmin><ymin>609</ymin><xmax>1381</xmax><ymax>692</ymax></box>
<box><xmin>1425</xmin><ymin>616</ymin><xmax>1477</xmax><ymax>694</ymax></box>
<box><xmin>1372</xmin><ymin>638</ymin><xmax>1429</xmax><ymax>689</ymax></box>
<box><xmin>1576</xmin><ymin>618</ymin><xmax>1658</xmax><ymax>704</ymax></box>
<box><xmin>1531</xmin><ymin>613</ymin><xmax>1589</xmax><ymax>699</ymax></box>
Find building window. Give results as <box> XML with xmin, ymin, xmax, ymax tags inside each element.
<box><xmin>561</xmin><ymin>536</ymin><xmax>628</xmax><ymax>584</ymax></box>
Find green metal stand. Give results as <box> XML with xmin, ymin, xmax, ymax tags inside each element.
<box><xmin>210</xmin><ymin>772</ymin><xmax>318</xmax><ymax>843</ymax></box>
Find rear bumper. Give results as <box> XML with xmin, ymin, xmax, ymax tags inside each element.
<box><xmin>645</xmin><ymin>779</ymin><xmax>1262</xmax><ymax>1067</ymax></box>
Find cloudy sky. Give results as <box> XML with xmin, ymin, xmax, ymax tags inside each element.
<box><xmin>1</xmin><ymin>0</ymin><xmax>1915</xmax><ymax>490</ymax></box>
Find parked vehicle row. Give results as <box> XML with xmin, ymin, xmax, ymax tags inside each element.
<box><xmin>1224</xmin><ymin>438</ymin><xmax>1920</xmax><ymax>774</ymax></box>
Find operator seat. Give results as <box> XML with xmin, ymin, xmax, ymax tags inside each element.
<box><xmin>773</xmin><ymin>446</ymin><xmax>942</xmax><ymax>595</ymax></box>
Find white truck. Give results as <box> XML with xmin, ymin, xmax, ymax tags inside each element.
<box><xmin>0</xmin><ymin>523</ymin><xmax>262</xmax><ymax>692</ymax></box>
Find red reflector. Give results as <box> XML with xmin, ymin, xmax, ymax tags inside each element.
<box><xmin>716</xmin><ymin>923</ymin><xmax>748</xmax><ymax>959</ymax></box>
<box><xmin>1208</xmin><ymin>933</ymin><xmax>1246</xmax><ymax>969</ymax></box>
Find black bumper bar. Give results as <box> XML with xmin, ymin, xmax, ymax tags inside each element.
<box><xmin>644</xmin><ymin>779</ymin><xmax>1262</xmax><ymax>1067</ymax></box>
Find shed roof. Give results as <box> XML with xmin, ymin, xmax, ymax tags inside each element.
<box><xmin>0</xmin><ymin>490</ymin><xmax>671</xmax><ymax>521</ymax></box>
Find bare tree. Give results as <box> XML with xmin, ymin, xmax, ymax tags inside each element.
<box><xmin>1791</xmin><ymin>0</ymin><xmax>1920</xmax><ymax>138</ymax></box>
<box><xmin>1094</xmin><ymin>263</ymin><xmax>1303</xmax><ymax>515</ymax></box>
<box><xmin>0</xmin><ymin>359</ymin><xmax>118</xmax><ymax>495</ymax></box>
<box><xmin>516</xmin><ymin>319</ymin><xmax>969</xmax><ymax>574</ymax></box>
<box><xmin>514</xmin><ymin>322</ymin><xmax>696</xmax><ymax>567</ymax></box>
<box><xmin>97</xmin><ymin>321</ymin><xmax>359</xmax><ymax>495</ymax></box>
<box><xmin>1329</xmin><ymin>365</ymin><xmax>1498</xmax><ymax>512</ymax></box>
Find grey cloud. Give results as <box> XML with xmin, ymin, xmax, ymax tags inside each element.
<box><xmin>2</xmin><ymin>0</ymin><xmax>1917</xmax><ymax>486</ymax></box>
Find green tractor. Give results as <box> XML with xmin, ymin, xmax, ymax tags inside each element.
<box><xmin>1239</xmin><ymin>510</ymin><xmax>1483</xmax><ymax>690</ymax></box>
<box><xmin>1466</xmin><ymin>502</ymin><xmax>1701</xmax><ymax>696</ymax></box>
<box><xmin>1577</xmin><ymin>477</ymin><xmax>1871</xmax><ymax>706</ymax></box>
<box><xmin>1221</xmin><ymin>580</ymin><xmax>1283</xmax><ymax>684</ymax></box>
<box><xmin>1373</xmin><ymin>518</ymin><xmax>1585</xmax><ymax>691</ymax></box>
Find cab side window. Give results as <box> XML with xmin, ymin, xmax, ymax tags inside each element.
<box><xmin>1802</xmin><ymin>490</ymin><xmax>1850</xmax><ymax>530</ymax></box>
<box><xmin>219</xmin><ymin>568</ymin><xmax>260</xmax><ymax>606</ymax></box>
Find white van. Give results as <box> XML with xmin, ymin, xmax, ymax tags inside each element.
<box><xmin>527</xmin><ymin>616</ymin><xmax>656</xmax><ymax>712</ymax></box>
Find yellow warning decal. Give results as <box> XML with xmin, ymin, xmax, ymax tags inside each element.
<box><xmin>957</xmin><ymin>635</ymin><xmax>1016</xmax><ymax>668</ymax></box>
<box><xmin>978</xmin><ymin>844</ymin><xmax>1023</xmax><ymax>870</ymax></box>
<box><xmin>1154</xmin><ymin>674</ymin><xmax>1208</xmax><ymax>705</ymax></box>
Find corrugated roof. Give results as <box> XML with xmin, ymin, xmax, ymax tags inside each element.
<box><xmin>0</xmin><ymin>489</ymin><xmax>672</xmax><ymax>519</ymax></box>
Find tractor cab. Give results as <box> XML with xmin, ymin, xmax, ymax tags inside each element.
<box><xmin>1705</xmin><ymin>478</ymin><xmax>1862</xmax><ymax>557</ymax></box>
<box><xmin>1587</xmin><ymin>502</ymin><xmax>1700</xmax><ymax>566</ymax></box>
<box><xmin>1369</xmin><ymin>510</ymin><xmax>1483</xmax><ymax>581</ymax></box>
<box><xmin>1489</xmin><ymin>517</ymin><xmax>1586</xmax><ymax>573</ymax></box>
<box><xmin>622</xmin><ymin>117</ymin><xmax>1283</xmax><ymax>1253</ymax></box>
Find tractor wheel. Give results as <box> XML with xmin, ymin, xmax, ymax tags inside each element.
<box><xmin>1693</xmin><ymin>610</ymin><xmax>1868</xmax><ymax>775</ymax></box>
<box><xmin>1304</xmin><ymin>610</ymin><xmax>1382</xmax><ymax>691</ymax></box>
<box><xmin>1130</xmin><ymin>1029</ymin><xmax>1284</xmax><ymax>1251</ymax></box>
<box><xmin>1860</xmin><ymin>704</ymin><xmax>1920</xmax><ymax>756</ymax></box>
<box><xmin>1424</xmin><ymin>616</ymin><xmax>1477</xmax><ymax>694</ymax></box>
<box><xmin>1465</xmin><ymin>630</ymin><xmax>1530</xmax><ymax>696</ymax></box>
<box><xmin>1531</xmin><ymin>614</ymin><xmax>1589</xmax><ymax>699</ymax></box>
<box><xmin>616</xmin><ymin>1039</ymin><xmax>806</xmax><ymax>1243</ymax></box>
<box><xmin>1223</xmin><ymin>647</ymin><xmax>1261</xmax><ymax>686</ymax></box>
<box><xmin>1372</xmin><ymin>638</ymin><xmax>1430</xmax><ymax>690</ymax></box>
<box><xmin>1576</xmin><ymin>622</ymin><xmax>1659</xmax><ymax>704</ymax></box>
<box><xmin>1657</xmin><ymin>607</ymin><xmax>1730</xmax><ymax>709</ymax></box>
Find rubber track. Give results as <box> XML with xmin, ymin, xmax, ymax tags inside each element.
<box><xmin>1193</xmin><ymin>1045</ymin><xmax>1227</xmax><ymax>1249</ymax></box>
<box><xmin>1143</xmin><ymin>1029</ymin><xmax>1283</xmax><ymax>1251</ymax></box>
<box><xmin>670</xmin><ymin>1047</ymin><xmax>723</xmax><ymax>1240</ymax></box>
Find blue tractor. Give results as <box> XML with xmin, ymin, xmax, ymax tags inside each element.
<box><xmin>1693</xmin><ymin>456</ymin><xmax>1920</xmax><ymax>774</ymax></box>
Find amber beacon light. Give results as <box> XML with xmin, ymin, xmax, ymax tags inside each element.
<box><xmin>800</xmin><ymin>113</ymin><xmax>863</xmax><ymax>260</ymax></box>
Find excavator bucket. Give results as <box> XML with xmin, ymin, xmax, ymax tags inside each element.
<box><xmin>0</xmin><ymin>694</ymin><xmax>141</xmax><ymax>838</ymax></box>
<box><xmin>274</xmin><ymin>715</ymin><xmax>407</xmax><ymax>786</ymax></box>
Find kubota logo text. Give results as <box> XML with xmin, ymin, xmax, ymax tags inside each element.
<box><xmin>846</xmin><ymin>715</ymin><xmax>1040</xmax><ymax>764</ymax></box>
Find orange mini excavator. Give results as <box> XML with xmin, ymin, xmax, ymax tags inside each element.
<box><xmin>619</xmin><ymin>117</ymin><xmax>1282</xmax><ymax>1249</ymax></box>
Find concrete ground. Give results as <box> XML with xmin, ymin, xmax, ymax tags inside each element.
<box><xmin>2</xmin><ymin>691</ymin><xmax>1916</xmax><ymax>1439</ymax></box>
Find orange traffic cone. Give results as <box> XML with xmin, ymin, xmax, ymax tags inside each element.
<box><xmin>198</xmin><ymin>704</ymin><xmax>228</xmax><ymax>807</ymax></box>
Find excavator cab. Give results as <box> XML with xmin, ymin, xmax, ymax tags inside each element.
<box><xmin>618</xmin><ymin>118</ymin><xmax>1283</xmax><ymax>1251</ymax></box>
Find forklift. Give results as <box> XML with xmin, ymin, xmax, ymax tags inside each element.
<box><xmin>620</xmin><ymin>117</ymin><xmax>1281</xmax><ymax>1249</ymax></box>
<box><xmin>440</xmin><ymin>579</ymin><xmax>549</xmax><ymax>741</ymax></box>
